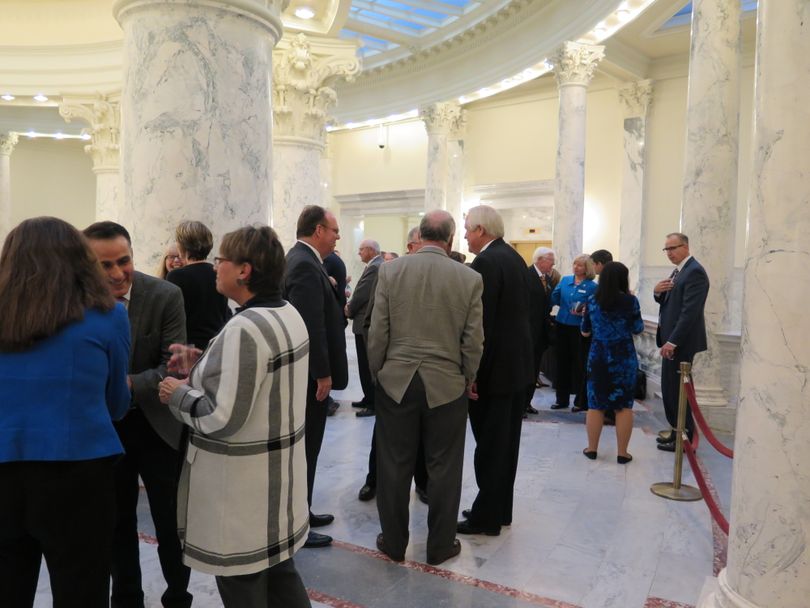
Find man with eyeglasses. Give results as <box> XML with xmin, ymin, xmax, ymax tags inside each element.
<box><xmin>653</xmin><ymin>232</ymin><xmax>709</xmax><ymax>451</ymax></box>
<box><xmin>284</xmin><ymin>205</ymin><xmax>349</xmax><ymax>548</ymax></box>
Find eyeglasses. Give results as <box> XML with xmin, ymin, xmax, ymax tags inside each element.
<box><xmin>213</xmin><ymin>257</ymin><xmax>231</xmax><ymax>266</ymax></box>
<box><xmin>662</xmin><ymin>244</ymin><xmax>685</xmax><ymax>252</ymax></box>
<box><xmin>166</xmin><ymin>255</ymin><xmax>182</xmax><ymax>261</ymax></box>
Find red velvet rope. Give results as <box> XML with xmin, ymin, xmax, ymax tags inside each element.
<box><xmin>683</xmin><ymin>437</ymin><xmax>730</xmax><ymax>535</ymax></box>
<box><xmin>684</xmin><ymin>380</ymin><xmax>734</xmax><ymax>458</ymax></box>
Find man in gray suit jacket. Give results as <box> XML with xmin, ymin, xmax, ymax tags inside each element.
<box><xmin>368</xmin><ymin>210</ymin><xmax>483</xmax><ymax>567</ymax></box>
<box><xmin>345</xmin><ymin>238</ymin><xmax>383</xmax><ymax>415</ymax></box>
<box><xmin>654</xmin><ymin>232</ymin><xmax>709</xmax><ymax>450</ymax></box>
<box><xmin>85</xmin><ymin>222</ymin><xmax>191</xmax><ymax>608</ymax></box>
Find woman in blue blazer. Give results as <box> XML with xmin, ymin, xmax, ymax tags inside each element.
<box><xmin>0</xmin><ymin>217</ymin><xmax>131</xmax><ymax>607</ymax></box>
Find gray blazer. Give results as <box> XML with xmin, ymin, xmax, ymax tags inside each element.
<box><xmin>128</xmin><ymin>271</ymin><xmax>187</xmax><ymax>449</ymax></box>
<box><xmin>367</xmin><ymin>246</ymin><xmax>484</xmax><ymax>407</ymax></box>
<box><xmin>346</xmin><ymin>255</ymin><xmax>383</xmax><ymax>335</ymax></box>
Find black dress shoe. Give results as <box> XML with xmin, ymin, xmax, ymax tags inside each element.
<box><xmin>461</xmin><ymin>509</ymin><xmax>472</xmax><ymax>519</ymax></box>
<box><xmin>550</xmin><ymin>403</ymin><xmax>569</xmax><ymax>410</ymax></box>
<box><xmin>535</xmin><ymin>380</ymin><xmax>549</xmax><ymax>388</ymax></box>
<box><xmin>415</xmin><ymin>486</ymin><xmax>428</xmax><ymax>504</ymax></box>
<box><xmin>326</xmin><ymin>401</ymin><xmax>340</xmax><ymax>416</ymax></box>
<box><xmin>657</xmin><ymin>431</ymin><xmax>676</xmax><ymax>444</ymax></box>
<box><xmin>456</xmin><ymin>520</ymin><xmax>500</xmax><ymax>536</ymax></box>
<box><xmin>571</xmin><ymin>405</ymin><xmax>588</xmax><ymax>413</ymax></box>
<box><xmin>376</xmin><ymin>533</ymin><xmax>404</xmax><ymax>562</ymax></box>
<box><xmin>358</xmin><ymin>484</ymin><xmax>376</xmax><ymax>501</ymax></box>
<box><xmin>657</xmin><ymin>441</ymin><xmax>676</xmax><ymax>452</ymax></box>
<box><xmin>309</xmin><ymin>512</ymin><xmax>334</xmax><ymax>527</ymax></box>
<box><xmin>356</xmin><ymin>408</ymin><xmax>376</xmax><ymax>418</ymax></box>
<box><xmin>427</xmin><ymin>539</ymin><xmax>461</xmax><ymax>566</ymax></box>
<box><xmin>525</xmin><ymin>405</ymin><xmax>539</xmax><ymax>415</ymax></box>
<box><xmin>304</xmin><ymin>531</ymin><xmax>332</xmax><ymax>548</ymax></box>
<box><xmin>351</xmin><ymin>401</ymin><xmax>367</xmax><ymax>408</ymax></box>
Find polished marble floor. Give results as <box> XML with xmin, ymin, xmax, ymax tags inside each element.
<box><xmin>35</xmin><ymin>334</ymin><xmax>733</xmax><ymax>608</ymax></box>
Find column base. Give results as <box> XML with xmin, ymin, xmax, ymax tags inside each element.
<box><xmin>697</xmin><ymin>569</ymin><xmax>761</xmax><ymax>608</ymax></box>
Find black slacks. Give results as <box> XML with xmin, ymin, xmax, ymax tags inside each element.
<box><xmin>215</xmin><ymin>558</ymin><xmax>311</xmax><ymax>608</ymax></box>
<box><xmin>554</xmin><ymin>323</ymin><xmax>589</xmax><ymax>408</ymax></box>
<box><xmin>305</xmin><ymin>377</ymin><xmax>328</xmax><ymax>508</ymax></box>
<box><xmin>354</xmin><ymin>333</ymin><xmax>375</xmax><ymax>406</ymax></box>
<box><xmin>375</xmin><ymin>376</ymin><xmax>468</xmax><ymax>559</ymax></box>
<box><xmin>0</xmin><ymin>456</ymin><xmax>117</xmax><ymax>608</ymax></box>
<box><xmin>661</xmin><ymin>352</ymin><xmax>696</xmax><ymax>439</ymax></box>
<box><xmin>111</xmin><ymin>409</ymin><xmax>191</xmax><ymax>608</ymax></box>
<box><xmin>365</xmin><ymin>422</ymin><xmax>428</xmax><ymax>491</ymax></box>
<box><xmin>468</xmin><ymin>389</ymin><xmax>526</xmax><ymax>528</ymax></box>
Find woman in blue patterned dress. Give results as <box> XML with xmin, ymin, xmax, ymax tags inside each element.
<box><xmin>580</xmin><ymin>262</ymin><xmax>644</xmax><ymax>464</ymax></box>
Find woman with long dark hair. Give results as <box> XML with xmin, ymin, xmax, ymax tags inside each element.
<box><xmin>580</xmin><ymin>261</ymin><xmax>644</xmax><ymax>463</ymax></box>
<box><xmin>0</xmin><ymin>217</ymin><xmax>131</xmax><ymax>606</ymax></box>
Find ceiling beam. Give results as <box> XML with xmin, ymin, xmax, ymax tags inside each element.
<box><xmin>389</xmin><ymin>0</ymin><xmax>466</xmax><ymax>17</ymax></box>
<box><xmin>344</xmin><ymin>18</ymin><xmax>417</xmax><ymax>46</ymax></box>
<box><xmin>353</xmin><ymin>0</ymin><xmax>444</xmax><ymax>28</ymax></box>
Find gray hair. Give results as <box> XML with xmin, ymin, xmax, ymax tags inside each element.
<box><xmin>666</xmin><ymin>232</ymin><xmax>689</xmax><ymax>245</ymax></box>
<box><xmin>532</xmin><ymin>246</ymin><xmax>555</xmax><ymax>263</ymax></box>
<box><xmin>465</xmin><ymin>205</ymin><xmax>504</xmax><ymax>239</ymax></box>
<box><xmin>419</xmin><ymin>210</ymin><xmax>455</xmax><ymax>244</ymax></box>
<box><xmin>360</xmin><ymin>239</ymin><xmax>381</xmax><ymax>254</ymax></box>
<box><xmin>407</xmin><ymin>226</ymin><xmax>421</xmax><ymax>244</ymax></box>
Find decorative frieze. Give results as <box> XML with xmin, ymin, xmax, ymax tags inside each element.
<box><xmin>0</xmin><ymin>132</ymin><xmax>19</xmax><ymax>157</ymax></box>
<box><xmin>618</xmin><ymin>79</ymin><xmax>653</xmax><ymax>119</ymax></box>
<box><xmin>419</xmin><ymin>102</ymin><xmax>466</xmax><ymax>139</ymax></box>
<box><xmin>59</xmin><ymin>94</ymin><xmax>121</xmax><ymax>172</ymax></box>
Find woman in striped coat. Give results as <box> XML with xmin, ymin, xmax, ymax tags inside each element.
<box><xmin>159</xmin><ymin>226</ymin><xmax>311</xmax><ymax>608</ymax></box>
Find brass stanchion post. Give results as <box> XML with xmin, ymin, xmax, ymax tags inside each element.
<box><xmin>650</xmin><ymin>361</ymin><xmax>702</xmax><ymax>501</ymax></box>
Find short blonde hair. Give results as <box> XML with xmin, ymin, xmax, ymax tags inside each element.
<box><xmin>175</xmin><ymin>220</ymin><xmax>213</xmax><ymax>261</ymax></box>
<box><xmin>465</xmin><ymin>205</ymin><xmax>504</xmax><ymax>239</ymax></box>
<box><xmin>573</xmin><ymin>254</ymin><xmax>596</xmax><ymax>280</ymax></box>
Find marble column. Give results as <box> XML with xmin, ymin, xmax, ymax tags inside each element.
<box><xmin>59</xmin><ymin>94</ymin><xmax>121</xmax><ymax>222</ymax></box>
<box><xmin>698</xmin><ymin>1</ymin><xmax>810</xmax><ymax>607</ymax></box>
<box><xmin>272</xmin><ymin>33</ymin><xmax>359</xmax><ymax>250</ymax></box>
<box><xmin>113</xmin><ymin>0</ymin><xmax>283</xmax><ymax>269</ymax></box>
<box><xmin>0</xmin><ymin>132</ymin><xmax>19</xmax><ymax>245</ymax></box>
<box><xmin>420</xmin><ymin>102</ymin><xmax>466</xmax><ymax>249</ymax></box>
<box><xmin>617</xmin><ymin>80</ymin><xmax>652</xmax><ymax>293</ymax></box>
<box><xmin>551</xmin><ymin>41</ymin><xmax>604</xmax><ymax>273</ymax></box>
<box><xmin>679</xmin><ymin>0</ymin><xmax>740</xmax><ymax>415</ymax></box>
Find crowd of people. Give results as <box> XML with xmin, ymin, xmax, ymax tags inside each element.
<box><xmin>0</xmin><ymin>205</ymin><xmax>708</xmax><ymax>608</ymax></box>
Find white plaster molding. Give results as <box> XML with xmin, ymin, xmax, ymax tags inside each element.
<box><xmin>333</xmin><ymin>0</ymin><xmax>624</xmax><ymax>122</ymax></box>
<box><xmin>272</xmin><ymin>33</ymin><xmax>360</xmax><ymax>144</ymax></box>
<box><xmin>59</xmin><ymin>93</ymin><xmax>121</xmax><ymax>172</ymax></box>
<box><xmin>419</xmin><ymin>102</ymin><xmax>466</xmax><ymax>138</ymax></box>
<box><xmin>335</xmin><ymin>189</ymin><xmax>425</xmax><ymax>216</ymax></box>
<box><xmin>618</xmin><ymin>79</ymin><xmax>653</xmax><ymax>118</ymax></box>
<box><xmin>0</xmin><ymin>132</ymin><xmax>19</xmax><ymax>156</ymax></box>
<box><xmin>552</xmin><ymin>41</ymin><xmax>605</xmax><ymax>87</ymax></box>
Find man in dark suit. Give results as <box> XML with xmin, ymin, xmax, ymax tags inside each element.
<box><xmin>284</xmin><ymin>206</ymin><xmax>349</xmax><ymax>548</ymax></box>
<box><xmin>84</xmin><ymin>222</ymin><xmax>191</xmax><ymax>608</ymax></box>
<box><xmin>458</xmin><ymin>205</ymin><xmax>534</xmax><ymax>536</ymax></box>
<box><xmin>346</xmin><ymin>239</ymin><xmax>383</xmax><ymax>417</ymax></box>
<box><xmin>525</xmin><ymin>246</ymin><xmax>556</xmax><ymax>414</ymax></box>
<box><xmin>654</xmin><ymin>232</ymin><xmax>709</xmax><ymax>451</ymax></box>
<box><xmin>368</xmin><ymin>210</ymin><xmax>483</xmax><ymax>565</ymax></box>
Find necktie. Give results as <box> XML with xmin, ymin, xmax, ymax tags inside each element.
<box><xmin>540</xmin><ymin>275</ymin><xmax>547</xmax><ymax>290</ymax></box>
<box><xmin>670</xmin><ymin>268</ymin><xmax>679</xmax><ymax>282</ymax></box>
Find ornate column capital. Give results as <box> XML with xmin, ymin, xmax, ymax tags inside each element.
<box><xmin>552</xmin><ymin>41</ymin><xmax>605</xmax><ymax>87</ymax></box>
<box><xmin>419</xmin><ymin>102</ymin><xmax>466</xmax><ymax>139</ymax></box>
<box><xmin>59</xmin><ymin>93</ymin><xmax>121</xmax><ymax>173</ymax></box>
<box><xmin>272</xmin><ymin>33</ymin><xmax>361</xmax><ymax>147</ymax></box>
<box><xmin>0</xmin><ymin>132</ymin><xmax>19</xmax><ymax>156</ymax></box>
<box><xmin>618</xmin><ymin>79</ymin><xmax>653</xmax><ymax>118</ymax></box>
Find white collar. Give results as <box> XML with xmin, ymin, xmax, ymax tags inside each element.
<box><xmin>297</xmin><ymin>239</ymin><xmax>323</xmax><ymax>263</ymax></box>
<box><xmin>676</xmin><ymin>255</ymin><xmax>692</xmax><ymax>272</ymax></box>
<box><xmin>479</xmin><ymin>238</ymin><xmax>496</xmax><ymax>253</ymax></box>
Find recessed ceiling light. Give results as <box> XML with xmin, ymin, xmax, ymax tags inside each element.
<box><xmin>81</xmin><ymin>133</ymin><xmax>92</xmax><ymax>140</ymax></box>
<box><xmin>33</xmin><ymin>93</ymin><xmax>49</xmax><ymax>102</ymax></box>
<box><xmin>26</xmin><ymin>131</ymin><xmax>37</xmax><ymax>138</ymax></box>
<box><xmin>54</xmin><ymin>132</ymin><xmax>66</xmax><ymax>139</ymax></box>
<box><xmin>1</xmin><ymin>93</ymin><xmax>14</xmax><ymax>101</ymax></box>
<box><xmin>295</xmin><ymin>6</ymin><xmax>315</xmax><ymax>19</ymax></box>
